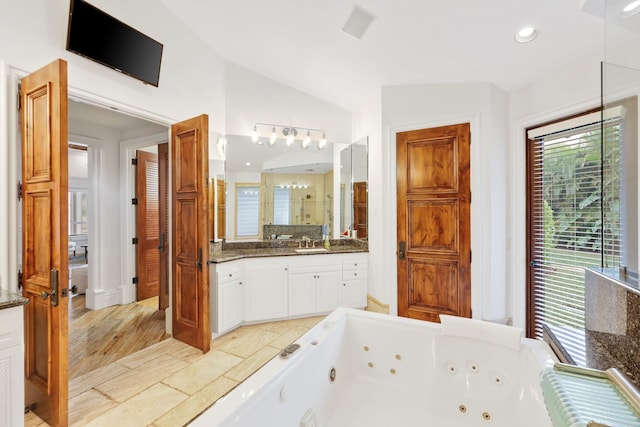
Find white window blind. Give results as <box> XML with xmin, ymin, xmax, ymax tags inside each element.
<box><xmin>273</xmin><ymin>187</ymin><xmax>290</xmax><ymax>225</ymax></box>
<box><xmin>528</xmin><ymin>111</ymin><xmax>623</xmax><ymax>339</ymax></box>
<box><xmin>236</xmin><ymin>185</ymin><xmax>260</xmax><ymax>237</ymax></box>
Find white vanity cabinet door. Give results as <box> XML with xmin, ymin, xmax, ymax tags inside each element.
<box><xmin>315</xmin><ymin>270</ymin><xmax>343</xmax><ymax>312</ymax></box>
<box><xmin>0</xmin><ymin>306</ymin><xmax>24</xmax><ymax>427</ymax></box>
<box><xmin>244</xmin><ymin>257</ymin><xmax>289</xmax><ymax>322</ymax></box>
<box><xmin>212</xmin><ymin>261</ymin><xmax>244</xmax><ymax>334</ymax></box>
<box><xmin>288</xmin><ymin>272</ymin><xmax>317</xmax><ymax>316</ymax></box>
<box><xmin>341</xmin><ymin>279</ymin><xmax>368</xmax><ymax>308</ymax></box>
<box><xmin>341</xmin><ymin>254</ymin><xmax>368</xmax><ymax>309</ymax></box>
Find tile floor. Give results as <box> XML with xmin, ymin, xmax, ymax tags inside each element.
<box><xmin>25</xmin><ymin>315</ymin><xmax>325</xmax><ymax>427</ymax></box>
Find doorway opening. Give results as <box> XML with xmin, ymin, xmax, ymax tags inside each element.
<box><xmin>66</xmin><ymin>98</ymin><xmax>170</xmax><ymax>379</ymax></box>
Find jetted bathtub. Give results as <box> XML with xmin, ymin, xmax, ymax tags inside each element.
<box><xmin>190</xmin><ymin>308</ymin><xmax>558</xmax><ymax>427</ymax></box>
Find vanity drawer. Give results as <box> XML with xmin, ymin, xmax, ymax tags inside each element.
<box><xmin>0</xmin><ymin>306</ymin><xmax>24</xmax><ymax>351</ymax></box>
<box><xmin>343</xmin><ymin>269</ymin><xmax>367</xmax><ymax>280</ymax></box>
<box><xmin>216</xmin><ymin>265</ymin><xmax>242</xmax><ymax>285</ymax></box>
<box><xmin>342</xmin><ymin>257</ymin><xmax>367</xmax><ymax>271</ymax></box>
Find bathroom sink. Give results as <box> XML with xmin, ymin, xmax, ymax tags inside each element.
<box><xmin>294</xmin><ymin>248</ymin><xmax>329</xmax><ymax>253</ymax></box>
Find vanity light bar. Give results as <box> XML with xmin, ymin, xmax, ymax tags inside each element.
<box><xmin>251</xmin><ymin>123</ymin><xmax>328</xmax><ymax>150</ymax></box>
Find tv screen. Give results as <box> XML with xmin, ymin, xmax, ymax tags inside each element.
<box><xmin>66</xmin><ymin>0</ymin><xmax>163</xmax><ymax>87</ymax></box>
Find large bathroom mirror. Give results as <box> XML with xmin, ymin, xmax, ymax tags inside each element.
<box><xmin>219</xmin><ymin>134</ymin><xmax>336</xmax><ymax>241</ymax></box>
<box><xmin>340</xmin><ymin>136</ymin><xmax>368</xmax><ymax>239</ymax></box>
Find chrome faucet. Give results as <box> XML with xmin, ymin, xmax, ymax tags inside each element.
<box><xmin>302</xmin><ymin>236</ymin><xmax>311</xmax><ymax>248</ymax></box>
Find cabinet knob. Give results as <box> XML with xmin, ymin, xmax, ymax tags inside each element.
<box><xmin>239</xmin><ymin>282</ymin><xmax>243</xmax><ymax>285</ymax></box>
<box><xmin>354</xmin><ymin>273</ymin><xmax>358</xmax><ymax>277</ymax></box>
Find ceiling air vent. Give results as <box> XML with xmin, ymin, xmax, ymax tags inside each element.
<box><xmin>342</xmin><ymin>4</ymin><xmax>376</xmax><ymax>40</ymax></box>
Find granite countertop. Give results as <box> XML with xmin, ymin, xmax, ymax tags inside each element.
<box><xmin>543</xmin><ymin>323</ymin><xmax>639</xmax><ymax>389</ymax></box>
<box><xmin>209</xmin><ymin>239</ymin><xmax>368</xmax><ymax>264</ymax></box>
<box><xmin>0</xmin><ymin>289</ymin><xmax>29</xmax><ymax>310</ymax></box>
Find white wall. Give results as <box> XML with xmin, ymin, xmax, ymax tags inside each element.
<box><xmin>225</xmin><ymin>62</ymin><xmax>351</xmax><ymax>143</ymax></box>
<box><xmin>0</xmin><ymin>0</ymin><xmax>226</xmax><ymax>294</ymax></box>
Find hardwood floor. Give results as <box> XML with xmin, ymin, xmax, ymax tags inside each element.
<box><xmin>69</xmin><ymin>294</ymin><xmax>170</xmax><ymax>379</ymax></box>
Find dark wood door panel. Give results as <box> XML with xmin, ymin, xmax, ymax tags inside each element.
<box><xmin>171</xmin><ymin>115</ymin><xmax>210</xmax><ymax>353</ymax></box>
<box><xmin>22</xmin><ymin>58</ymin><xmax>69</xmax><ymax>426</ymax></box>
<box><xmin>406</xmin><ymin>198</ymin><xmax>459</xmax><ymax>254</ymax></box>
<box><xmin>397</xmin><ymin>123</ymin><xmax>471</xmax><ymax>322</ymax></box>
<box><xmin>406</xmin><ymin>136</ymin><xmax>458</xmax><ymax>193</ymax></box>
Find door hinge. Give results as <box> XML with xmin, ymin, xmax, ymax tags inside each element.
<box><xmin>17</xmin><ymin>181</ymin><xmax>22</xmax><ymax>201</ymax></box>
<box><xmin>131</xmin><ymin>198</ymin><xmax>138</xmax><ymax>205</ymax></box>
<box><xmin>132</xmin><ymin>237</ymin><xmax>138</xmax><ymax>245</ymax></box>
<box><xmin>470</xmin><ymin>250</ymin><xmax>472</xmax><ymax>263</ymax></box>
<box><xmin>18</xmin><ymin>270</ymin><xmax>22</xmax><ymax>291</ymax></box>
<box><xmin>131</xmin><ymin>158</ymin><xmax>138</xmax><ymax>166</ymax></box>
<box><xmin>17</xmin><ymin>84</ymin><xmax>21</xmax><ymax>111</ymax></box>
<box><xmin>132</xmin><ymin>277</ymin><xmax>138</xmax><ymax>284</ymax></box>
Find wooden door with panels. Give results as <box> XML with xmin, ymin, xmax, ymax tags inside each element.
<box><xmin>171</xmin><ymin>115</ymin><xmax>211</xmax><ymax>353</ymax></box>
<box><xmin>135</xmin><ymin>149</ymin><xmax>160</xmax><ymax>302</ymax></box>
<box><xmin>21</xmin><ymin>59</ymin><xmax>69</xmax><ymax>426</ymax></box>
<box><xmin>353</xmin><ymin>181</ymin><xmax>367</xmax><ymax>239</ymax></box>
<box><xmin>158</xmin><ymin>143</ymin><xmax>169</xmax><ymax>310</ymax></box>
<box><xmin>396</xmin><ymin>123</ymin><xmax>471</xmax><ymax>322</ymax></box>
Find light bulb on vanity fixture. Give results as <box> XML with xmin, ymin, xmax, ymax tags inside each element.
<box><xmin>269</xmin><ymin>126</ymin><xmax>277</xmax><ymax>147</ymax></box>
<box><xmin>283</xmin><ymin>127</ymin><xmax>297</xmax><ymax>146</ymax></box>
<box><xmin>302</xmin><ymin>130</ymin><xmax>311</xmax><ymax>149</ymax></box>
<box><xmin>251</xmin><ymin>125</ymin><xmax>259</xmax><ymax>143</ymax></box>
<box><xmin>318</xmin><ymin>132</ymin><xmax>327</xmax><ymax>150</ymax></box>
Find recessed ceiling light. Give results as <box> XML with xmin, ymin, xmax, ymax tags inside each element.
<box><xmin>620</xmin><ymin>0</ymin><xmax>640</xmax><ymax>18</ymax></box>
<box><xmin>623</xmin><ymin>0</ymin><xmax>640</xmax><ymax>12</ymax></box>
<box><xmin>245</xmin><ymin>162</ymin><xmax>251</xmax><ymax>166</ymax></box>
<box><xmin>515</xmin><ymin>26</ymin><xmax>538</xmax><ymax>43</ymax></box>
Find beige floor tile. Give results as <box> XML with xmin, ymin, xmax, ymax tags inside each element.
<box><xmin>224</xmin><ymin>346</ymin><xmax>281</xmax><ymax>382</ymax></box>
<box><xmin>69</xmin><ymin>363</ymin><xmax>131</xmax><ymax>399</ymax></box>
<box><xmin>269</xmin><ymin>325</ymin><xmax>311</xmax><ymax>349</ymax></box>
<box><xmin>84</xmin><ymin>383</ymin><xmax>188</xmax><ymax>427</ymax></box>
<box><xmin>218</xmin><ymin>328</ymin><xmax>281</xmax><ymax>358</ymax></box>
<box><xmin>24</xmin><ymin>411</ymin><xmax>47</xmax><ymax>427</ymax></box>
<box><xmin>95</xmin><ymin>353</ymin><xmax>188</xmax><ymax>402</ymax></box>
<box><xmin>152</xmin><ymin>376</ymin><xmax>238</xmax><ymax>427</ymax></box>
<box><xmin>69</xmin><ymin>389</ymin><xmax>118</xmax><ymax>426</ymax></box>
<box><xmin>162</xmin><ymin>350</ymin><xmax>243</xmax><ymax>395</ymax></box>
<box><xmin>295</xmin><ymin>315</ymin><xmax>326</xmax><ymax>329</ymax></box>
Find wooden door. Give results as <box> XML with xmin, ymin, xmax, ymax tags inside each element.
<box><xmin>353</xmin><ymin>181</ymin><xmax>367</xmax><ymax>239</ymax></box>
<box><xmin>216</xmin><ymin>180</ymin><xmax>226</xmax><ymax>239</ymax></box>
<box><xmin>158</xmin><ymin>143</ymin><xmax>169</xmax><ymax>310</ymax></box>
<box><xmin>171</xmin><ymin>115</ymin><xmax>210</xmax><ymax>353</ymax></box>
<box><xmin>396</xmin><ymin>123</ymin><xmax>471</xmax><ymax>322</ymax></box>
<box><xmin>21</xmin><ymin>59</ymin><xmax>69</xmax><ymax>426</ymax></box>
<box><xmin>135</xmin><ymin>150</ymin><xmax>160</xmax><ymax>301</ymax></box>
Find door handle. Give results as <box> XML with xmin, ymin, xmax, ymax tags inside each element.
<box><xmin>398</xmin><ymin>241</ymin><xmax>406</xmax><ymax>261</ymax></box>
<box><xmin>41</xmin><ymin>268</ymin><xmax>59</xmax><ymax>307</ymax></box>
<box><xmin>158</xmin><ymin>232</ymin><xmax>165</xmax><ymax>252</ymax></box>
<box><xmin>196</xmin><ymin>248</ymin><xmax>203</xmax><ymax>271</ymax></box>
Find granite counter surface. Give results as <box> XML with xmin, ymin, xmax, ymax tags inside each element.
<box><xmin>0</xmin><ymin>289</ymin><xmax>29</xmax><ymax>310</ymax></box>
<box><xmin>209</xmin><ymin>239</ymin><xmax>368</xmax><ymax>264</ymax></box>
<box><xmin>543</xmin><ymin>323</ymin><xmax>637</xmax><ymax>385</ymax></box>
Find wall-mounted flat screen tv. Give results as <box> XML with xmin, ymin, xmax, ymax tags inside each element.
<box><xmin>66</xmin><ymin>0</ymin><xmax>163</xmax><ymax>87</ymax></box>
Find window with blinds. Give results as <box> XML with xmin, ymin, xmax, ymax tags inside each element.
<box><xmin>273</xmin><ymin>187</ymin><xmax>290</xmax><ymax>225</ymax></box>
<box><xmin>236</xmin><ymin>184</ymin><xmax>260</xmax><ymax>237</ymax></box>
<box><xmin>526</xmin><ymin>107</ymin><xmax>624</xmax><ymax>340</ymax></box>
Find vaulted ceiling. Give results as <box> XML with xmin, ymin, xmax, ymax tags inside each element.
<box><xmin>159</xmin><ymin>0</ymin><xmax>640</xmax><ymax>110</ymax></box>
